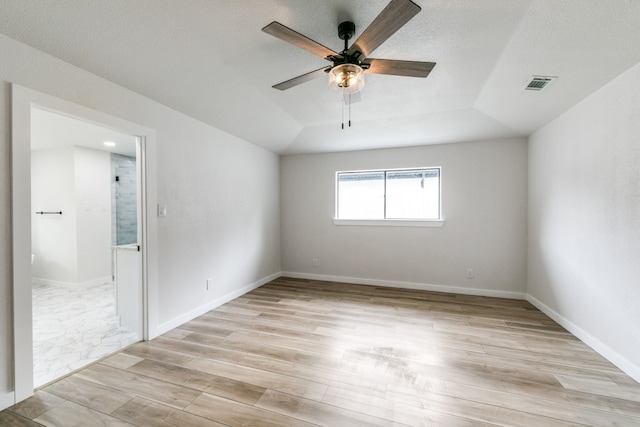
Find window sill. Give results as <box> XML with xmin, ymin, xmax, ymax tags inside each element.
<box><xmin>332</xmin><ymin>218</ymin><xmax>445</xmax><ymax>227</ymax></box>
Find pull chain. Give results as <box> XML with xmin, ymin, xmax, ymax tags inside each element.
<box><xmin>341</xmin><ymin>91</ymin><xmax>345</xmax><ymax>129</ymax></box>
<box><xmin>341</xmin><ymin>90</ymin><xmax>353</xmax><ymax>129</ymax></box>
<box><xmin>348</xmin><ymin>92</ymin><xmax>352</xmax><ymax>127</ymax></box>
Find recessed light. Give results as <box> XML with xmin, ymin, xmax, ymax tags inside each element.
<box><xmin>104</xmin><ymin>141</ymin><xmax>116</xmax><ymax>147</ymax></box>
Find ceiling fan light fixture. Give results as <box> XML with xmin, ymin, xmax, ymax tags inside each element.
<box><xmin>329</xmin><ymin>63</ymin><xmax>365</xmax><ymax>94</ymax></box>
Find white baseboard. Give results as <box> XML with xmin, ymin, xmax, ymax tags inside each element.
<box><xmin>0</xmin><ymin>391</ymin><xmax>15</xmax><ymax>411</ymax></box>
<box><xmin>281</xmin><ymin>271</ymin><xmax>526</xmax><ymax>300</ymax></box>
<box><xmin>154</xmin><ymin>272</ymin><xmax>281</xmax><ymax>337</ymax></box>
<box><xmin>147</xmin><ymin>269</ymin><xmax>639</xmax><ymax>385</ymax></box>
<box><xmin>526</xmin><ymin>294</ymin><xmax>640</xmax><ymax>384</ymax></box>
<box><xmin>283</xmin><ymin>272</ymin><xmax>640</xmax><ymax>383</ymax></box>
<box><xmin>32</xmin><ymin>276</ymin><xmax>112</xmax><ymax>288</ymax></box>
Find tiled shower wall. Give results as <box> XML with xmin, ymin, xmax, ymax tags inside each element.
<box><xmin>111</xmin><ymin>154</ymin><xmax>137</xmax><ymax>245</ymax></box>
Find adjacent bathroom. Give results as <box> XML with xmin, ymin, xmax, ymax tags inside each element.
<box><xmin>30</xmin><ymin>108</ymin><xmax>142</xmax><ymax>387</ymax></box>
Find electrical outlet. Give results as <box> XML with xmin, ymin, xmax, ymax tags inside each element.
<box><xmin>312</xmin><ymin>258</ymin><xmax>319</xmax><ymax>266</ymax></box>
<box><xmin>466</xmin><ymin>268</ymin><xmax>474</xmax><ymax>279</ymax></box>
<box><xmin>206</xmin><ymin>278</ymin><xmax>213</xmax><ymax>290</ymax></box>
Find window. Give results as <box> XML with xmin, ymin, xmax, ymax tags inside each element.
<box><xmin>336</xmin><ymin>168</ymin><xmax>441</xmax><ymax>223</ymax></box>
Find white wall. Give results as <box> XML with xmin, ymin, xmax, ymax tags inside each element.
<box><xmin>31</xmin><ymin>147</ymin><xmax>78</xmax><ymax>283</ymax></box>
<box><xmin>74</xmin><ymin>146</ymin><xmax>112</xmax><ymax>284</ymax></box>
<box><xmin>281</xmin><ymin>138</ymin><xmax>528</xmax><ymax>297</ymax></box>
<box><xmin>528</xmin><ymin>62</ymin><xmax>640</xmax><ymax>381</ymax></box>
<box><xmin>1</xmin><ymin>33</ymin><xmax>280</xmax><ymax>404</ymax></box>
<box><xmin>155</xmin><ymin>122</ymin><xmax>281</xmax><ymax>328</ymax></box>
<box><xmin>31</xmin><ymin>146</ymin><xmax>112</xmax><ymax>286</ymax></box>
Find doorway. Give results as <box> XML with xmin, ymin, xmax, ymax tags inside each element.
<box><xmin>11</xmin><ymin>85</ymin><xmax>155</xmax><ymax>403</ymax></box>
<box><xmin>30</xmin><ymin>108</ymin><xmax>142</xmax><ymax>387</ymax></box>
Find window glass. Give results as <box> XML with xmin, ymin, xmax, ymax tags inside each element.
<box><xmin>336</xmin><ymin>168</ymin><xmax>440</xmax><ymax>220</ymax></box>
<box><xmin>336</xmin><ymin>172</ymin><xmax>384</xmax><ymax>219</ymax></box>
<box><xmin>386</xmin><ymin>169</ymin><xmax>440</xmax><ymax>219</ymax></box>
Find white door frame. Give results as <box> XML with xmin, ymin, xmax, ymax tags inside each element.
<box><xmin>11</xmin><ymin>84</ymin><xmax>158</xmax><ymax>403</ymax></box>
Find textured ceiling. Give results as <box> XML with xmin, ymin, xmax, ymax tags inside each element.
<box><xmin>2</xmin><ymin>0</ymin><xmax>640</xmax><ymax>154</ymax></box>
<box><xmin>32</xmin><ymin>108</ymin><xmax>137</xmax><ymax>157</ymax></box>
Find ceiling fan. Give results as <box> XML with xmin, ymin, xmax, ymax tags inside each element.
<box><xmin>262</xmin><ymin>0</ymin><xmax>436</xmax><ymax>94</ymax></box>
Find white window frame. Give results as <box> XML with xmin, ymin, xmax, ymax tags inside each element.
<box><xmin>333</xmin><ymin>167</ymin><xmax>444</xmax><ymax>227</ymax></box>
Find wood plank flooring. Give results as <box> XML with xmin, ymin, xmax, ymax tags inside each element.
<box><xmin>3</xmin><ymin>277</ymin><xmax>640</xmax><ymax>426</ymax></box>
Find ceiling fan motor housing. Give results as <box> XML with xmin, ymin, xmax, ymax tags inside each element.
<box><xmin>338</xmin><ymin>21</ymin><xmax>356</xmax><ymax>42</ymax></box>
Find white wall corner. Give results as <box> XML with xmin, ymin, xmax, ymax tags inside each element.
<box><xmin>526</xmin><ymin>294</ymin><xmax>640</xmax><ymax>384</ymax></box>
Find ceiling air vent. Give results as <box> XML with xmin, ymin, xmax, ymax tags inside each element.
<box><xmin>523</xmin><ymin>76</ymin><xmax>557</xmax><ymax>91</ymax></box>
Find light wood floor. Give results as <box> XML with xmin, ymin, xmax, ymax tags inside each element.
<box><xmin>3</xmin><ymin>277</ymin><xmax>640</xmax><ymax>426</ymax></box>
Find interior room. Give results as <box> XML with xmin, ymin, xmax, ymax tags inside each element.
<box><xmin>0</xmin><ymin>1</ymin><xmax>639</xmax><ymax>425</ymax></box>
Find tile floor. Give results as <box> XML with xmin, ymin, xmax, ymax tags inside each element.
<box><xmin>32</xmin><ymin>281</ymin><xmax>140</xmax><ymax>388</ymax></box>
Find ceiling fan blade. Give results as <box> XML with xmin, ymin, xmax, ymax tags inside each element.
<box><xmin>346</xmin><ymin>0</ymin><xmax>421</xmax><ymax>60</ymax></box>
<box><xmin>363</xmin><ymin>58</ymin><xmax>436</xmax><ymax>78</ymax></box>
<box><xmin>262</xmin><ymin>21</ymin><xmax>342</xmax><ymax>60</ymax></box>
<box><xmin>272</xmin><ymin>67</ymin><xmax>329</xmax><ymax>91</ymax></box>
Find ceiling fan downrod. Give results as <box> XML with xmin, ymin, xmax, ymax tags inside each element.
<box><xmin>338</xmin><ymin>21</ymin><xmax>358</xmax><ymax>129</ymax></box>
<box><xmin>338</xmin><ymin>21</ymin><xmax>356</xmax><ymax>53</ymax></box>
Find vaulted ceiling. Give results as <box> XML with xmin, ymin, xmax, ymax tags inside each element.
<box><xmin>2</xmin><ymin>0</ymin><xmax>639</xmax><ymax>154</ymax></box>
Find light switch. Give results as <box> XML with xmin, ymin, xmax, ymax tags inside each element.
<box><xmin>157</xmin><ymin>204</ymin><xmax>167</xmax><ymax>217</ymax></box>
